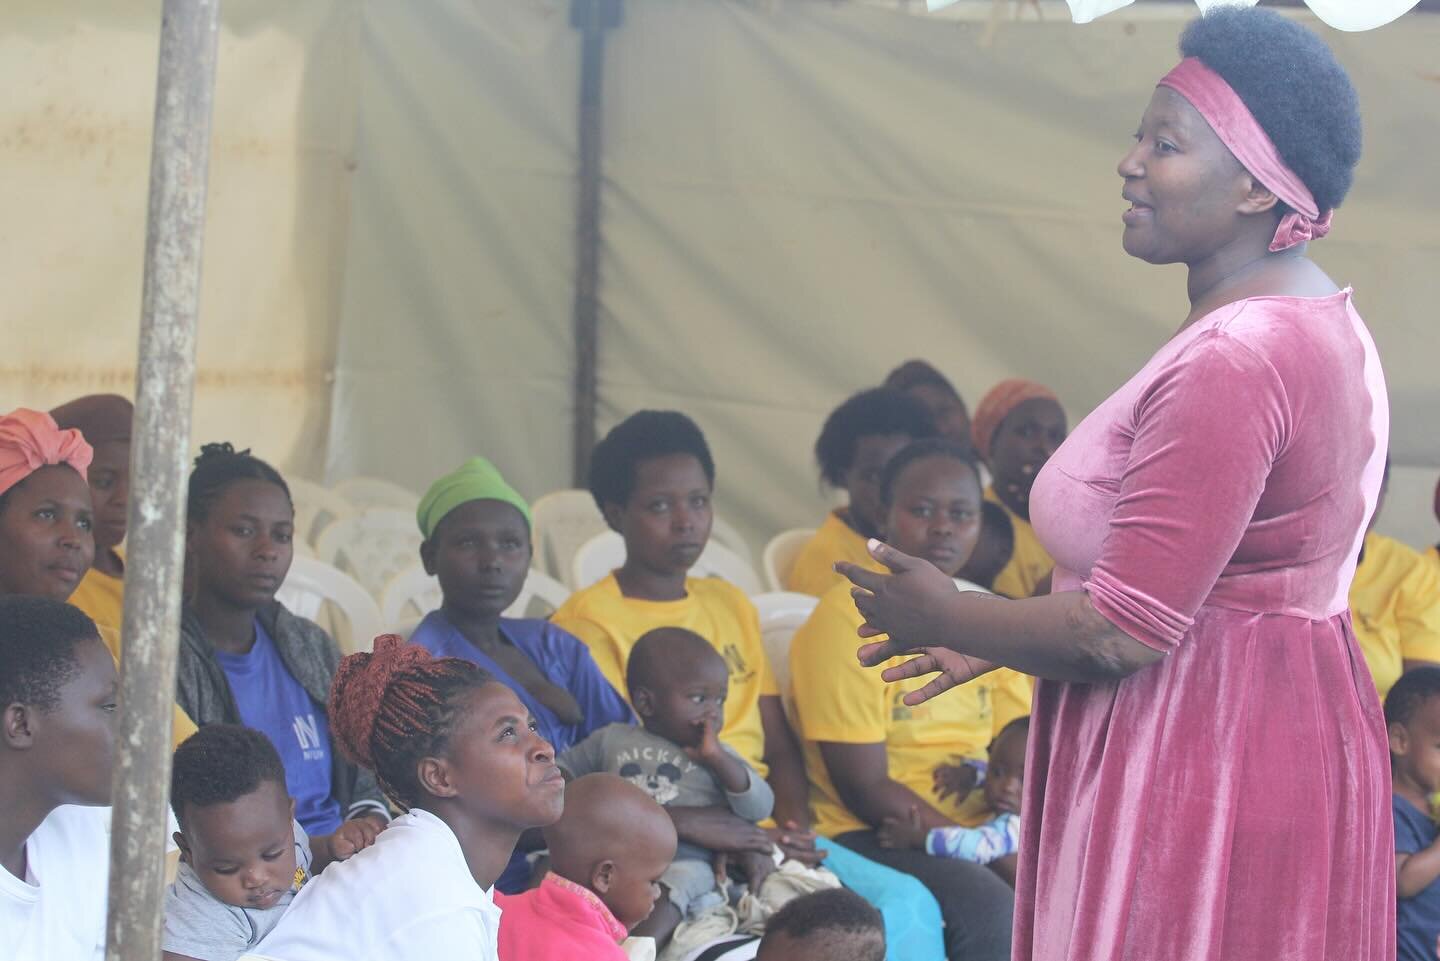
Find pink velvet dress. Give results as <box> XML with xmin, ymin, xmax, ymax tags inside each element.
<box><xmin>1023</xmin><ymin>290</ymin><xmax>1394</xmax><ymax>961</ymax></box>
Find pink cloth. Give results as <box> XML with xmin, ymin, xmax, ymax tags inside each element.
<box><xmin>495</xmin><ymin>872</ymin><xmax>629</xmax><ymax>961</ymax></box>
<box><xmin>1023</xmin><ymin>291</ymin><xmax>1393</xmax><ymax>961</ymax></box>
<box><xmin>0</xmin><ymin>407</ymin><xmax>93</xmax><ymax>498</ymax></box>
<box><xmin>1158</xmin><ymin>58</ymin><xmax>1331</xmax><ymax>253</ymax></box>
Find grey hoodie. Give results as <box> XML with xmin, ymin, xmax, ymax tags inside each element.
<box><xmin>176</xmin><ymin>600</ymin><xmax>388</xmax><ymax>823</ymax></box>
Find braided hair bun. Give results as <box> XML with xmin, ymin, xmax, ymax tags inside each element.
<box><xmin>328</xmin><ymin>634</ymin><xmax>489</xmax><ymax>809</ymax></box>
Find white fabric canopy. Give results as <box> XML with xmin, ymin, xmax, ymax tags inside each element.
<box><xmin>4</xmin><ymin>0</ymin><xmax>1438</xmax><ymax>554</ymax></box>
<box><xmin>1059</xmin><ymin>0</ymin><xmax>1424</xmax><ymax>31</ymax></box>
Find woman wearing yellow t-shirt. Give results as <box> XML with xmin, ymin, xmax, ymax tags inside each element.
<box><xmin>50</xmin><ymin>395</ymin><xmax>198</xmax><ymax>748</ymax></box>
<box><xmin>785</xmin><ymin>388</ymin><xmax>937</xmax><ymax>597</ymax></box>
<box><xmin>1349</xmin><ymin>460</ymin><xmax>1440</xmax><ymax>697</ymax></box>
<box><xmin>966</xmin><ymin>380</ymin><xmax>1067</xmax><ymax>599</ymax></box>
<box><xmin>791</xmin><ymin>438</ymin><xmax>1028</xmax><ymax>961</ymax></box>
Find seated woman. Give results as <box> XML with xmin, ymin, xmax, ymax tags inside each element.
<box><xmin>0</xmin><ymin>407</ymin><xmax>197</xmax><ymax>746</ymax></box>
<box><xmin>0</xmin><ymin>596</ymin><xmax>118</xmax><ymax>961</ymax></box>
<box><xmin>409</xmin><ymin>455</ymin><xmax>633</xmax><ymax>890</ymax></box>
<box><xmin>255</xmin><ymin>637</ymin><xmax>566</xmax><ymax>961</ymax></box>
<box><xmin>967</xmin><ymin>380</ymin><xmax>1067</xmax><ymax>598</ymax></box>
<box><xmin>786</xmin><ymin>389</ymin><xmax>936</xmax><ymax>597</ymax></box>
<box><xmin>51</xmin><ymin>394</ymin><xmax>133</xmax><ymax>638</ymax></box>
<box><xmin>177</xmin><ymin>443</ymin><xmax>387</xmax><ymax>844</ymax></box>
<box><xmin>790</xmin><ymin>438</ymin><xmax>1030</xmax><ymax>961</ymax></box>
<box><xmin>553</xmin><ymin>411</ymin><xmax>946</xmax><ymax>961</ymax></box>
<box><xmin>883</xmin><ymin>360</ymin><xmax>973</xmax><ymax>456</ymax></box>
<box><xmin>1350</xmin><ymin>459</ymin><xmax>1440</xmax><ymax>697</ymax></box>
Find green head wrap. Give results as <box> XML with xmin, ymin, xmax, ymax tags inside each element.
<box><xmin>416</xmin><ymin>457</ymin><xmax>532</xmax><ymax>539</ymax></box>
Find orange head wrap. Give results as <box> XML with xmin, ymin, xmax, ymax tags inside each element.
<box><xmin>0</xmin><ymin>408</ymin><xmax>94</xmax><ymax>499</ymax></box>
<box><xmin>970</xmin><ymin>380</ymin><xmax>1059</xmax><ymax>462</ymax></box>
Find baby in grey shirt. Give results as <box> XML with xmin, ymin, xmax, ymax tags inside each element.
<box><xmin>559</xmin><ymin>627</ymin><xmax>774</xmax><ymax>935</ymax></box>
<box><xmin>163</xmin><ymin>725</ymin><xmax>379</xmax><ymax>961</ymax></box>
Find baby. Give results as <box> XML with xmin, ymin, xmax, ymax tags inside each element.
<box><xmin>878</xmin><ymin>716</ymin><xmax>1028</xmax><ymax>869</ymax></box>
<box><xmin>559</xmin><ymin>627</ymin><xmax>775</xmax><ymax>944</ymax></box>
<box><xmin>497</xmin><ymin>773</ymin><xmax>678</xmax><ymax>960</ymax></box>
<box><xmin>675</xmin><ymin>888</ymin><xmax>887</xmax><ymax>961</ymax></box>
<box><xmin>163</xmin><ymin>724</ymin><xmax>378</xmax><ymax>961</ymax></box>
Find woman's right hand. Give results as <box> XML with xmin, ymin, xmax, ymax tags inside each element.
<box><xmin>666</xmin><ymin>805</ymin><xmax>773</xmax><ymax>855</ymax></box>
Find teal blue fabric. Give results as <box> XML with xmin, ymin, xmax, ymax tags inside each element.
<box><xmin>816</xmin><ymin>836</ymin><xmax>946</xmax><ymax>961</ymax></box>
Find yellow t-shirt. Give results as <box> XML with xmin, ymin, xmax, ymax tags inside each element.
<box><xmin>788</xmin><ymin>581</ymin><xmax>1033</xmax><ymax>837</ymax></box>
<box><xmin>69</xmin><ymin>565</ymin><xmax>125</xmax><ymax>637</ymax></box>
<box><xmin>70</xmin><ymin>563</ymin><xmax>197</xmax><ymax>748</ymax></box>
<box><xmin>985</xmin><ymin>486</ymin><xmax>1054</xmax><ymax>600</ymax></box>
<box><xmin>1349</xmin><ymin>531</ymin><xmax>1440</xmax><ymax>698</ymax></box>
<box><xmin>551</xmin><ymin>573</ymin><xmax>779</xmax><ymax>777</ymax></box>
<box><xmin>785</xmin><ymin>510</ymin><xmax>883</xmax><ymax>597</ymax></box>
<box><xmin>1425</xmin><ymin>545</ymin><xmax>1440</xmax><ymax>571</ymax></box>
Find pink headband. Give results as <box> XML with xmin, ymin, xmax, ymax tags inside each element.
<box><xmin>0</xmin><ymin>408</ymin><xmax>94</xmax><ymax>498</ymax></box>
<box><xmin>1158</xmin><ymin>57</ymin><xmax>1332</xmax><ymax>252</ymax></box>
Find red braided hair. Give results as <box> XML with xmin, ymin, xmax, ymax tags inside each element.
<box><xmin>328</xmin><ymin>634</ymin><xmax>488</xmax><ymax>809</ymax></box>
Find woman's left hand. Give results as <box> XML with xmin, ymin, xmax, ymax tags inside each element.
<box><xmin>836</xmin><ymin>539</ymin><xmax>963</xmax><ymax>662</ymax></box>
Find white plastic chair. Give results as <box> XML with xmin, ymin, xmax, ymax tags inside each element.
<box><xmin>380</xmin><ymin>564</ymin><xmax>571</xmax><ymax>629</ymax></box>
<box><xmin>314</xmin><ymin>508</ymin><xmax>424</xmax><ymax>597</ymax></box>
<box><xmin>752</xmin><ymin>591</ymin><xmax>819</xmax><ymax>695</ymax></box>
<box><xmin>332</xmin><ymin>475</ymin><xmax>421</xmax><ymax>513</ymax></box>
<box><xmin>531</xmin><ymin>489</ymin><xmax>610</xmax><ymax>588</ymax></box>
<box><xmin>571</xmin><ymin>531</ymin><xmax>764</xmax><ymax>596</ymax></box>
<box><xmin>284</xmin><ymin>476</ymin><xmax>355</xmax><ymax>552</ymax></box>
<box><xmin>709</xmin><ymin>514</ymin><xmax>752</xmax><ymax>567</ymax></box>
<box><xmin>276</xmin><ymin>556</ymin><xmax>385</xmax><ymax>655</ymax></box>
<box><xmin>762</xmin><ymin>528</ymin><xmax>817</xmax><ymax>593</ymax></box>
<box><xmin>571</xmin><ymin>530</ymin><xmax>627</xmax><ymax>591</ymax></box>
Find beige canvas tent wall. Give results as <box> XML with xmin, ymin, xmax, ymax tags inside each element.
<box><xmin>4</xmin><ymin>0</ymin><xmax>1437</xmax><ymax>555</ymax></box>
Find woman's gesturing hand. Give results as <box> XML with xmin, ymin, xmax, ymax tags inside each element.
<box><xmin>837</xmin><ymin>538</ymin><xmax>998</xmax><ymax>706</ymax></box>
<box><xmin>873</xmin><ymin>647</ymin><xmax>999</xmax><ymax>707</ymax></box>
<box><xmin>835</xmin><ymin>539</ymin><xmax>960</xmax><ymax>655</ymax></box>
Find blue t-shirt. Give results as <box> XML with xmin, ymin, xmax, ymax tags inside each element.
<box><xmin>1396</xmin><ymin>793</ymin><xmax>1440</xmax><ymax>961</ymax></box>
<box><xmin>409</xmin><ymin>610</ymin><xmax>634</xmax><ymax>891</ymax></box>
<box><xmin>215</xmin><ymin>620</ymin><xmax>343</xmax><ymax>836</ymax></box>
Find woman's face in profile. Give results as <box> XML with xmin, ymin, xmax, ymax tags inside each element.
<box><xmin>1116</xmin><ymin>86</ymin><xmax>1253</xmax><ymax>266</ymax></box>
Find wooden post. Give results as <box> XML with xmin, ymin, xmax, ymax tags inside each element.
<box><xmin>105</xmin><ymin>2</ymin><xmax>219</xmax><ymax>959</ymax></box>
<box><xmin>569</xmin><ymin>0</ymin><xmax>622</xmax><ymax>487</ymax></box>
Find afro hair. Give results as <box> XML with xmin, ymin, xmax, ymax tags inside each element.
<box><xmin>762</xmin><ymin>888</ymin><xmax>885</xmax><ymax>960</ymax></box>
<box><xmin>1179</xmin><ymin>6</ymin><xmax>1361</xmax><ymax>214</ymax></box>
<box><xmin>1385</xmin><ymin>666</ymin><xmax>1440</xmax><ymax>733</ymax></box>
<box><xmin>815</xmin><ymin>388</ymin><xmax>937</xmax><ymax>489</ymax></box>
<box><xmin>587</xmin><ymin>410</ymin><xmax>715</xmax><ymax>513</ymax></box>
<box><xmin>878</xmin><ymin>438</ymin><xmax>983</xmax><ymax>509</ymax></box>
<box><xmin>0</xmin><ymin>596</ymin><xmax>100</xmax><ymax>713</ymax></box>
<box><xmin>170</xmin><ymin>724</ymin><xmax>288</xmax><ymax>830</ymax></box>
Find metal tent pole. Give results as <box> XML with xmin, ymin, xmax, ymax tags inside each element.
<box><xmin>105</xmin><ymin>2</ymin><xmax>219</xmax><ymax>958</ymax></box>
<box><xmin>569</xmin><ymin>0</ymin><xmax>622</xmax><ymax>487</ymax></box>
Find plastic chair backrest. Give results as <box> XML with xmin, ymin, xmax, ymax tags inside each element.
<box><xmin>691</xmin><ymin>539</ymin><xmax>763</xmax><ymax>596</ymax></box>
<box><xmin>572</xmin><ymin>531</ymin><xmax>763</xmax><ymax>596</ymax></box>
<box><xmin>285</xmin><ymin>476</ymin><xmax>355</xmax><ymax>550</ymax></box>
<box><xmin>314</xmin><ymin>508</ymin><xmax>423</xmax><ymax>596</ymax></box>
<box><xmin>709</xmin><ymin>514</ymin><xmax>752</xmax><ymax>567</ymax></box>
<box><xmin>762</xmin><ymin>528</ymin><xmax>817</xmax><ymax>593</ymax></box>
<box><xmin>752</xmin><ymin>591</ymin><xmax>819</xmax><ymax>694</ymax></box>
<box><xmin>332</xmin><ymin>476</ymin><xmax>421</xmax><ymax>513</ymax></box>
<box><xmin>571</xmin><ymin>530</ymin><xmax>627</xmax><ymax>591</ymax></box>
<box><xmin>380</xmin><ymin>565</ymin><xmax>572</xmax><ymax>629</ymax></box>
<box><xmin>531</xmin><ymin>489</ymin><xmax>609</xmax><ymax>588</ymax></box>
<box><xmin>276</xmin><ymin>556</ymin><xmax>384</xmax><ymax>654</ymax></box>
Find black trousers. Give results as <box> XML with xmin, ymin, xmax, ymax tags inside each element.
<box><xmin>835</xmin><ymin>829</ymin><xmax>1013</xmax><ymax>961</ymax></box>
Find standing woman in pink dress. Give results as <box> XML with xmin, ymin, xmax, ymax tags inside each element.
<box><xmin>837</xmin><ymin>8</ymin><xmax>1391</xmax><ymax>960</ymax></box>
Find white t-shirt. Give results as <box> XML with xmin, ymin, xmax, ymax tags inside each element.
<box><xmin>255</xmin><ymin>808</ymin><xmax>502</xmax><ymax>961</ymax></box>
<box><xmin>0</xmin><ymin>805</ymin><xmax>112</xmax><ymax>961</ymax></box>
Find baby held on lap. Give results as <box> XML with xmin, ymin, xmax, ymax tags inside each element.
<box><xmin>879</xmin><ymin>716</ymin><xmax>1029</xmax><ymax>876</ymax></box>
